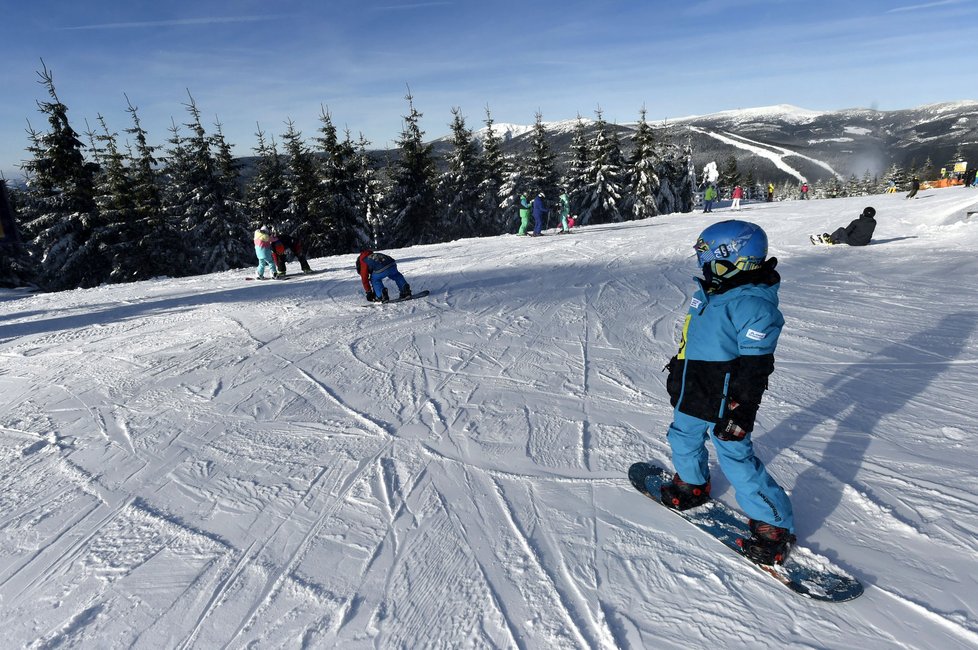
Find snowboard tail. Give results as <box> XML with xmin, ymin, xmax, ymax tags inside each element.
<box><xmin>628</xmin><ymin>462</ymin><xmax>863</xmax><ymax>602</ymax></box>
<box><xmin>366</xmin><ymin>289</ymin><xmax>430</xmax><ymax>304</ymax></box>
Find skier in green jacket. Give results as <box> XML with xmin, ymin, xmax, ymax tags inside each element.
<box><xmin>559</xmin><ymin>191</ymin><xmax>571</xmax><ymax>233</ymax></box>
<box><xmin>517</xmin><ymin>193</ymin><xmax>531</xmax><ymax>236</ymax></box>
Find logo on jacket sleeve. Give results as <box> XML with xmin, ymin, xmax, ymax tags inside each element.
<box><xmin>690</xmin><ymin>297</ymin><xmax>702</xmax><ymax>310</ymax></box>
<box><xmin>746</xmin><ymin>329</ymin><xmax>767</xmax><ymax>341</ymax></box>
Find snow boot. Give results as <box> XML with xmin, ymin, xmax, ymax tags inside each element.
<box><xmin>660</xmin><ymin>473</ymin><xmax>711</xmax><ymax>511</ymax></box>
<box><xmin>380</xmin><ymin>288</ymin><xmax>390</xmax><ymax>303</ymax></box>
<box><xmin>738</xmin><ymin>519</ymin><xmax>796</xmax><ymax>565</ymax></box>
<box><xmin>399</xmin><ymin>283</ymin><xmax>412</xmax><ymax>300</ymax></box>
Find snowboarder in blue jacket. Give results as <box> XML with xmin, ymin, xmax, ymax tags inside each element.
<box><xmin>531</xmin><ymin>193</ymin><xmax>547</xmax><ymax>236</ymax></box>
<box><xmin>660</xmin><ymin>220</ymin><xmax>796</xmax><ymax>564</ymax></box>
<box><xmin>356</xmin><ymin>250</ymin><xmax>411</xmax><ymax>302</ymax></box>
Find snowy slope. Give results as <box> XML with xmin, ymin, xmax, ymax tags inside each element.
<box><xmin>2</xmin><ymin>188</ymin><xmax>978</xmax><ymax>649</ymax></box>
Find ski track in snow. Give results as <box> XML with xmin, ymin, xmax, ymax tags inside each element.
<box><xmin>1</xmin><ymin>189</ymin><xmax>978</xmax><ymax>648</ymax></box>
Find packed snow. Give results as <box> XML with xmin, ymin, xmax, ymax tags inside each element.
<box><xmin>1</xmin><ymin>187</ymin><xmax>978</xmax><ymax>649</ymax></box>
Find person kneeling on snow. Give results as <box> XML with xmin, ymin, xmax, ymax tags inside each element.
<box><xmin>821</xmin><ymin>206</ymin><xmax>877</xmax><ymax>246</ymax></box>
<box><xmin>271</xmin><ymin>229</ymin><xmax>313</xmax><ymax>276</ymax></box>
<box><xmin>653</xmin><ymin>220</ymin><xmax>796</xmax><ymax>565</ymax></box>
<box><xmin>356</xmin><ymin>250</ymin><xmax>411</xmax><ymax>302</ymax></box>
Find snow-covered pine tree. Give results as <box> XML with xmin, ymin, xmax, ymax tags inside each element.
<box><xmin>349</xmin><ymin>133</ymin><xmax>379</xmax><ymax>251</ymax></box>
<box><xmin>654</xmin><ymin>134</ymin><xmax>695</xmax><ymax>215</ymax></box>
<box><xmin>164</xmin><ymin>95</ymin><xmax>250</xmax><ymax>273</ymax></box>
<box><xmin>315</xmin><ymin>108</ymin><xmax>363</xmax><ymax>254</ymax></box>
<box><xmin>122</xmin><ymin>96</ymin><xmax>184</xmax><ymax>281</ymax></box>
<box><xmin>577</xmin><ymin>109</ymin><xmax>625</xmax><ymax>225</ymax></box>
<box><xmin>280</xmin><ymin>119</ymin><xmax>326</xmax><ymax>251</ymax></box>
<box><xmin>88</xmin><ymin>114</ymin><xmax>137</xmax><ymax>284</ymax></box>
<box><xmin>719</xmin><ymin>154</ymin><xmax>740</xmax><ymax>196</ymax></box>
<box><xmin>521</xmin><ymin>112</ymin><xmax>560</xmax><ymax>222</ymax></box>
<box><xmin>383</xmin><ymin>89</ymin><xmax>437</xmax><ymax>247</ymax></box>
<box><xmin>498</xmin><ymin>157</ymin><xmax>529</xmax><ymax>235</ymax></box>
<box><xmin>19</xmin><ymin>62</ymin><xmax>100</xmax><ymax>291</ymax></box>
<box><xmin>435</xmin><ymin>107</ymin><xmax>485</xmax><ymax>241</ymax></box>
<box><xmin>882</xmin><ymin>162</ymin><xmax>906</xmax><ymax>191</ymax></box>
<box><xmin>623</xmin><ymin>107</ymin><xmax>660</xmax><ymax>220</ymax></box>
<box><xmin>246</xmin><ymin>126</ymin><xmax>290</xmax><ymax>239</ymax></box>
<box><xmin>478</xmin><ymin>107</ymin><xmax>509</xmax><ymax>236</ymax></box>
<box><xmin>563</xmin><ymin>117</ymin><xmax>590</xmax><ymax>222</ymax></box>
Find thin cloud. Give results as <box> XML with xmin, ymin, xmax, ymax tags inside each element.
<box><xmin>60</xmin><ymin>15</ymin><xmax>285</xmax><ymax>31</ymax></box>
<box><xmin>887</xmin><ymin>0</ymin><xmax>963</xmax><ymax>13</ymax></box>
<box><xmin>373</xmin><ymin>2</ymin><xmax>452</xmax><ymax>10</ymax></box>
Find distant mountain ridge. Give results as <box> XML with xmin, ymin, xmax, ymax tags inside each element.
<box><xmin>457</xmin><ymin>101</ymin><xmax>978</xmax><ymax>184</ymax></box>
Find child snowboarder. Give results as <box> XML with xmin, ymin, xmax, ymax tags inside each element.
<box><xmin>356</xmin><ymin>250</ymin><xmax>411</xmax><ymax>302</ymax></box>
<box><xmin>253</xmin><ymin>225</ymin><xmax>276</xmax><ymax>279</ymax></box>
<box><xmin>643</xmin><ymin>220</ymin><xmax>795</xmax><ymax>565</ymax></box>
<box><xmin>811</xmin><ymin>206</ymin><xmax>876</xmax><ymax>246</ymax></box>
<box><xmin>271</xmin><ymin>229</ymin><xmax>313</xmax><ymax>276</ymax></box>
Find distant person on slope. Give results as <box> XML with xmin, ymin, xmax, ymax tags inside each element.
<box><xmin>517</xmin><ymin>193</ymin><xmax>531</xmax><ymax>236</ymax></box>
<box><xmin>531</xmin><ymin>193</ymin><xmax>547</xmax><ymax>237</ymax></box>
<box><xmin>253</xmin><ymin>225</ymin><xmax>276</xmax><ymax>280</ymax></box>
<box><xmin>731</xmin><ymin>185</ymin><xmax>744</xmax><ymax>211</ymax></box>
<box><xmin>811</xmin><ymin>207</ymin><xmax>877</xmax><ymax>246</ymax></box>
<box><xmin>356</xmin><ymin>250</ymin><xmax>411</xmax><ymax>302</ymax></box>
<box><xmin>906</xmin><ymin>176</ymin><xmax>921</xmax><ymax>199</ymax></box>
<box><xmin>703</xmin><ymin>185</ymin><xmax>718</xmax><ymax>213</ymax></box>
<box><xmin>271</xmin><ymin>229</ymin><xmax>313</xmax><ymax>276</ymax></box>
<box><xmin>559</xmin><ymin>191</ymin><xmax>571</xmax><ymax>233</ymax></box>
<box><xmin>635</xmin><ymin>220</ymin><xmax>795</xmax><ymax>565</ymax></box>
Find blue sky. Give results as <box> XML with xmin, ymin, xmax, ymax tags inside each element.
<box><xmin>1</xmin><ymin>0</ymin><xmax>976</xmax><ymax>179</ymax></box>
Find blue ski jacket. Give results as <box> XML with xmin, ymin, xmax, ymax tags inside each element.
<box><xmin>667</xmin><ymin>267</ymin><xmax>783</xmax><ymax>431</ymax></box>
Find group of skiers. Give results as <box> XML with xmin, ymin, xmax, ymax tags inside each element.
<box><xmin>517</xmin><ymin>191</ymin><xmax>573</xmax><ymax>237</ymax></box>
<box><xmin>252</xmin><ymin>226</ymin><xmax>313</xmax><ymax>279</ymax></box>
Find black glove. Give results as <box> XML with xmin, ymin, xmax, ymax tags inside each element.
<box><xmin>366</xmin><ymin>291</ymin><xmax>377</xmax><ymax>302</ymax></box>
<box><xmin>664</xmin><ymin>356</ymin><xmax>682</xmax><ymax>407</ymax></box>
<box><xmin>714</xmin><ymin>400</ymin><xmax>752</xmax><ymax>441</ymax></box>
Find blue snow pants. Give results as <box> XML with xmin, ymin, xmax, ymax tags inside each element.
<box><xmin>667</xmin><ymin>410</ymin><xmax>794</xmax><ymax>532</ymax></box>
<box><xmin>371</xmin><ymin>265</ymin><xmax>407</xmax><ymax>297</ymax></box>
<box><xmin>255</xmin><ymin>246</ymin><xmax>275</xmax><ymax>277</ymax></box>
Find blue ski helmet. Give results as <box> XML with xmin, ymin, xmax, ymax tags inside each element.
<box><xmin>694</xmin><ymin>220</ymin><xmax>768</xmax><ymax>279</ymax></box>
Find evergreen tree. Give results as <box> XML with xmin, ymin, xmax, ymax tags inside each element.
<box><xmin>314</xmin><ymin>108</ymin><xmax>361</xmax><ymax>254</ymax></box>
<box><xmin>719</xmin><ymin>154</ymin><xmax>740</xmax><ymax>195</ymax></box>
<box><xmin>88</xmin><ymin>115</ymin><xmax>138</xmax><ymax>283</ymax></box>
<box><xmin>623</xmin><ymin>107</ymin><xmax>660</xmax><ymax>220</ymax></box>
<box><xmin>383</xmin><ymin>89</ymin><xmax>437</xmax><ymax>246</ymax></box>
<box><xmin>246</xmin><ymin>125</ymin><xmax>290</xmax><ymax>235</ymax></box>
<box><xmin>883</xmin><ymin>162</ymin><xmax>906</xmax><ymax>191</ymax></box>
<box><xmin>0</xmin><ymin>181</ymin><xmax>32</xmax><ymax>288</ymax></box>
<box><xmin>349</xmin><ymin>133</ymin><xmax>379</xmax><ymax>250</ymax></box>
<box><xmin>123</xmin><ymin>96</ymin><xmax>183</xmax><ymax>281</ymax></box>
<box><xmin>577</xmin><ymin>109</ymin><xmax>625</xmax><ymax>225</ymax></box>
<box><xmin>478</xmin><ymin>107</ymin><xmax>509</xmax><ymax>235</ymax></box>
<box><xmin>655</xmin><ymin>134</ymin><xmax>695</xmax><ymax>215</ymax></box>
<box><xmin>521</xmin><ymin>111</ymin><xmax>560</xmax><ymax>224</ymax></box>
<box><xmin>162</xmin><ymin>94</ymin><xmax>250</xmax><ymax>274</ymax></box>
<box><xmin>436</xmin><ymin>107</ymin><xmax>484</xmax><ymax>240</ymax></box>
<box><xmin>280</xmin><ymin>119</ymin><xmax>325</xmax><ymax>250</ymax></box>
<box><xmin>19</xmin><ymin>62</ymin><xmax>100</xmax><ymax>291</ymax></box>
<box><xmin>498</xmin><ymin>155</ymin><xmax>529</xmax><ymax>234</ymax></box>
<box><xmin>563</xmin><ymin>117</ymin><xmax>590</xmax><ymax>220</ymax></box>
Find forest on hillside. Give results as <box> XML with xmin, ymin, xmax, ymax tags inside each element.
<box><xmin>0</xmin><ymin>64</ymin><xmax>927</xmax><ymax>292</ymax></box>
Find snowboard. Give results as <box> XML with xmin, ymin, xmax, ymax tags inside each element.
<box><xmin>245</xmin><ymin>270</ymin><xmax>320</xmax><ymax>281</ymax></box>
<box><xmin>628</xmin><ymin>462</ymin><xmax>863</xmax><ymax>603</ymax></box>
<box><xmin>365</xmin><ymin>289</ymin><xmax>430</xmax><ymax>305</ymax></box>
<box><xmin>810</xmin><ymin>234</ymin><xmax>833</xmax><ymax>246</ymax></box>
